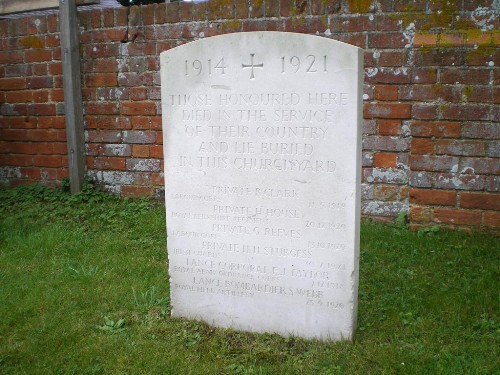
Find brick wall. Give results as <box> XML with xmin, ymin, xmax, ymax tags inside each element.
<box><xmin>0</xmin><ymin>0</ymin><xmax>498</xmax><ymax>229</ymax></box>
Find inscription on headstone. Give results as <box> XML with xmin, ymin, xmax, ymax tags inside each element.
<box><xmin>161</xmin><ymin>32</ymin><xmax>363</xmax><ymax>340</ymax></box>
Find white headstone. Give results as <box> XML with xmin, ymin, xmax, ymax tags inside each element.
<box><xmin>161</xmin><ymin>32</ymin><xmax>363</xmax><ymax>340</ymax></box>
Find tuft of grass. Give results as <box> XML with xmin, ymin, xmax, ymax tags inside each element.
<box><xmin>0</xmin><ymin>184</ymin><xmax>498</xmax><ymax>374</ymax></box>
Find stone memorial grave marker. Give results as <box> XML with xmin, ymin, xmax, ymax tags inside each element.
<box><xmin>160</xmin><ymin>32</ymin><xmax>363</xmax><ymax>340</ymax></box>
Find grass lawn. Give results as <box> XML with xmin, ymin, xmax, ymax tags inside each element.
<box><xmin>0</xmin><ymin>184</ymin><xmax>498</xmax><ymax>374</ymax></box>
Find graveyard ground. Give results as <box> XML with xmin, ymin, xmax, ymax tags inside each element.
<box><xmin>0</xmin><ymin>184</ymin><xmax>498</xmax><ymax>375</ymax></box>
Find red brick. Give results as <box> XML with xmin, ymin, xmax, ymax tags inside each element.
<box><xmin>373</xmin><ymin>184</ymin><xmax>400</xmax><ymax>200</ymax></box>
<box><xmin>414</xmin><ymin>49</ymin><xmax>464</xmax><ymax>67</ymax></box>
<box><xmin>102</xmin><ymin>8</ymin><xmax>114</xmax><ymax>27</ymax></box>
<box><xmin>38</xmin><ymin>116</ymin><xmax>66</xmax><ymax>129</ymax></box>
<box><xmin>0</xmin><ymin>51</ymin><xmax>22</xmax><ymax>64</ymax></box>
<box><xmin>412</xmin><ymin>85</ymin><xmax>461</xmax><ymax>102</ymax></box>
<box><xmin>462</xmin><ymin>123</ymin><xmax>499</xmax><ymax>139</ymax></box>
<box><xmin>1</xmin><ymin>117</ymin><xmax>37</xmax><ymax>129</ymax></box>
<box><xmin>413</xmin><ymin>32</ymin><xmax>438</xmax><ymax>47</ymax></box>
<box><xmin>438</xmin><ymin>33</ymin><xmax>464</xmax><ymax>47</ymax></box>
<box><xmin>364</xmin><ymin>103</ymin><xmax>411</xmax><ymax>119</ymax></box>
<box><xmin>0</xmin><ymin>154</ymin><xmax>33</xmax><ymax>166</ymax></box>
<box><xmin>122</xmin><ymin>130</ymin><xmax>156</xmax><ymax>144</ymax></box>
<box><xmin>53</xmin><ymin>142</ymin><xmax>67</xmax><ymax>155</ymax></box>
<box><xmin>115</xmin><ymin>7</ymin><xmax>128</xmax><ymax>26</ymax></box>
<box><xmin>363</xmin><ymin>135</ymin><xmax>408</xmax><ymax>151</ymax></box>
<box><xmin>5</xmin><ymin>90</ymin><xmax>33</xmax><ymax>103</ymax></box>
<box><xmin>441</xmin><ymin>69</ymin><xmax>490</xmax><ymax>85</ymax></box>
<box><xmin>129</xmin><ymin>87</ymin><xmax>148</xmax><ymax>101</ymax></box>
<box><xmin>150</xmin><ymin>116</ymin><xmax>162</xmax><ymax>130</ymax></box>
<box><xmin>365</xmin><ymin>67</ymin><xmax>411</xmax><ymax>84</ymax></box>
<box><xmin>51</xmin><ymin>88</ymin><xmax>65</xmax><ymax>102</ymax></box>
<box><xmin>2</xmin><ymin>142</ymin><xmax>37</xmax><ymax>155</ymax></box>
<box><xmin>163</xmin><ymin>1</ymin><xmax>180</xmax><ymax>22</ymax></box>
<box><xmin>84</xmin><ymin>44</ymin><xmax>119</xmax><ymax>59</ymax></box>
<box><xmin>28</xmin><ymin>76</ymin><xmax>53</xmax><ymax>89</ymax></box>
<box><xmin>433</xmin><ymin>208</ymin><xmax>482</xmax><ymax>226</ymax></box>
<box><xmin>33</xmin><ymin>155</ymin><xmax>64</xmax><ymax>168</ymax></box>
<box><xmin>410</xmin><ymin>155</ymin><xmax>459</xmax><ymax>172</ymax></box>
<box><xmin>0</xmin><ymin>129</ymin><xmax>28</xmax><ymax>141</ymax></box>
<box><xmin>243</xmin><ymin>19</ymin><xmax>281</xmax><ymax>32</ymax></box>
<box><xmin>465</xmin><ymin>86</ymin><xmax>494</xmax><ymax>103</ymax></box>
<box><xmin>435</xmin><ymin>140</ymin><xmax>485</xmax><ymax>157</ymax></box>
<box><xmin>29</xmin><ymin>104</ymin><xmax>56</xmax><ymax>116</ymax></box>
<box><xmin>32</xmin><ymin>64</ymin><xmax>48</xmax><ymax>76</ymax></box>
<box><xmin>464</xmin><ymin>31</ymin><xmax>494</xmax><ymax>46</ymax></box>
<box><xmin>441</xmin><ymin>104</ymin><xmax>490</xmax><ymax>121</ymax></box>
<box><xmin>93</xmin><ymin>157</ymin><xmax>126</xmax><ymax>171</ymax></box>
<box><xmin>378</xmin><ymin>120</ymin><xmax>401</xmax><ymax>136</ymax></box>
<box><xmin>334</xmin><ymin>33</ymin><xmax>366</xmax><ymax>49</ymax></box>
<box><xmin>411</xmin><ymin>121</ymin><xmax>461</xmax><ymax>138</ymax></box>
<box><xmin>411</xmin><ymin>138</ymin><xmax>433</xmax><ymax>155</ymax></box>
<box><xmin>379</xmin><ymin>51</ymin><xmax>404</xmax><ymax>67</ymax></box>
<box><xmin>412</xmin><ymin>104</ymin><xmax>437</xmax><ymax>120</ymax></box>
<box><xmin>333</xmin><ymin>15</ymin><xmax>374</xmax><ymax>32</ymax></box>
<box><xmin>409</xmin><ymin>205</ymin><xmax>431</xmax><ymax>223</ymax></box>
<box><xmin>86</xmin><ymin>102</ymin><xmax>119</xmax><ymax>115</ymax></box>
<box><xmin>368</xmin><ymin>33</ymin><xmax>406</xmax><ymax>48</ymax></box>
<box><xmin>149</xmin><ymin>145</ymin><xmax>163</xmax><ymax>158</ymax></box>
<box><xmin>132</xmin><ymin>145</ymin><xmax>150</xmax><ymax>157</ymax></box>
<box><xmin>127</xmin><ymin>42</ymin><xmax>156</xmax><ymax>56</ymax></box>
<box><xmin>154</xmin><ymin>3</ymin><xmax>167</xmax><ymax>24</ymax></box>
<box><xmin>87</xmin><ymin>130</ymin><xmax>122</xmax><ymax>143</ymax></box>
<box><xmin>93</xmin><ymin>59</ymin><xmax>119</xmax><ymax>73</ymax></box>
<box><xmin>33</xmin><ymin>90</ymin><xmax>49</xmax><ymax>103</ymax></box>
<box><xmin>0</xmin><ymin>77</ymin><xmax>27</xmax><ymax>90</ymax></box>
<box><xmin>151</xmin><ymin>172</ymin><xmax>164</xmax><ymax>186</ymax></box>
<box><xmin>374</xmin><ymin>85</ymin><xmax>398</xmax><ymax>101</ymax></box>
<box><xmin>19</xmin><ymin>167</ymin><xmax>41</xmax><ymax>180</ymax></box>
<box><xmin>141</xmin><ymin>4</ymin><xmax>155</xmax><ymax>25</ymax></box>
<box><xmin>375</xmin><ymin>14</ymin><xmax>401</xmax><ymax>31</ymax></box>
<box><xmin>412</xmin><ymin>68</ymin><xmax>437</xmax><ymax>84</ymax></box>
<box><xmin>484</xmin><ymin>212</ymin><xmax>500</xmax><ymax>227</ymax></box>
<box><xmin>460</xmin><ymin>192</ymin><xmax>500</xmax><ymax>210</ymax></box>
<box><xmin>121</xmin><ymin>102</ymin><xmax>156</xmax><ymax>116</ymax></box>
<box><xmin>121</xmin><ymin>185</ymin><xmax>153</xmax><ymax>197</ymax></box>
<box><xmin>24</xmin><ymin>49</ymin><xmax>52</xmax><ymax>63</ymax></box>
<box><xmin>373</xmin><ymin>152</ymin><xmax>397</xmax><ymax>168</ymax></box>
<box><xmin>410</xmin><ymin>188</ymin><xmax>456</xmax><ymax>206</ymax></box>
<box><xmin>85</xmin><ymin>73</ymin><xmax>117</xmax><ymax>87</ymax></box>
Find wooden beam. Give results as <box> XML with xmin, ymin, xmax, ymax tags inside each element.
<box><xmin>0</xmin><ymin>0</ymin><xmax>99</xmax><ymax>15</ymax></box>
<box><xmin>59</xmin><ymin>0</ymin><xmax>86</xmax><ymax>193</ymax></box>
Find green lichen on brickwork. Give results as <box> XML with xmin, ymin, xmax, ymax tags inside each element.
<box><xmin>347</xmin><ymin>0</ymin><xmax>373</xmax><ymax>13</ymax></box>
<box><xmin>20</xmin><ymin>35</ymin><xmax>43</xmax><ymax>49</ymax></box>
<box><xmin>224</xmin><ymin>19</ymin><xmax>241</xmax><ymax>30</ymax></box>
<box><xmin>462</xmin><ymin>85</ymin><xmax>473</xmax><ymax>101</ymax></box>
<box><xmin>253</xmin><ymin>0</ymin><xmax>264</xmax><ymax>11</ymax></box>
<box><xmin>290</xmin><ymin>1</ymin><xmax>308</xmax><ymax>17</ymax></box>
<box><xmin>427</xmin><ymin>0</ymin><xmax>458</xmax><ymax>30</ymax></box>
<box><xmin>465</xmin><ymin>46</ymin><xmax>496</xmax><ymax>65</ymax></box>
<box><xmin>207</xmin><ymin>0</ymin><xmax>233</xmax><ymax>13</ymax></box>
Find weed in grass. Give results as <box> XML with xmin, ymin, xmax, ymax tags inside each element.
<box><xmin>132</xmin><ymin>286</ymin><xmax>169</xmax><ymax>311</ymax></box>
<box><xmin>96</xmin><ymin>316</ymin><xmax>126</xmax><ymax>334</ymax></box>
<box><xmin>394</xmin><ymin>210</ymin><xmax>409</xmax><ymax>229</ymax></box>
<box><xmin>418</xmin><ymin>225</ymin><xmax>441</xmax><ymax>235</ymax></box>
<box><xmin>68</xmin><ymin>263</ymin><xmax>100</xmax><ymax>277</ymax></box>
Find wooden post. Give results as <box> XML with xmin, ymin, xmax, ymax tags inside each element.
<box><xmin>59</xmin><ymin>0</ymin><xmax>86</xmax><ymax>193</ymax></box>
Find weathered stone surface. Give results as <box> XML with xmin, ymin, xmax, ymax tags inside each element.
<box><xmin>161</xmin><ymin>32</ymin><xmax>363</xmax><ymax>340</ymax></box>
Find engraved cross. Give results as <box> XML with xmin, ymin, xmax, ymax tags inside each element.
<box><xmin>241</xmin><ymin>53</ymin><xmax>264</xmax><ymax>79</ymax></box>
